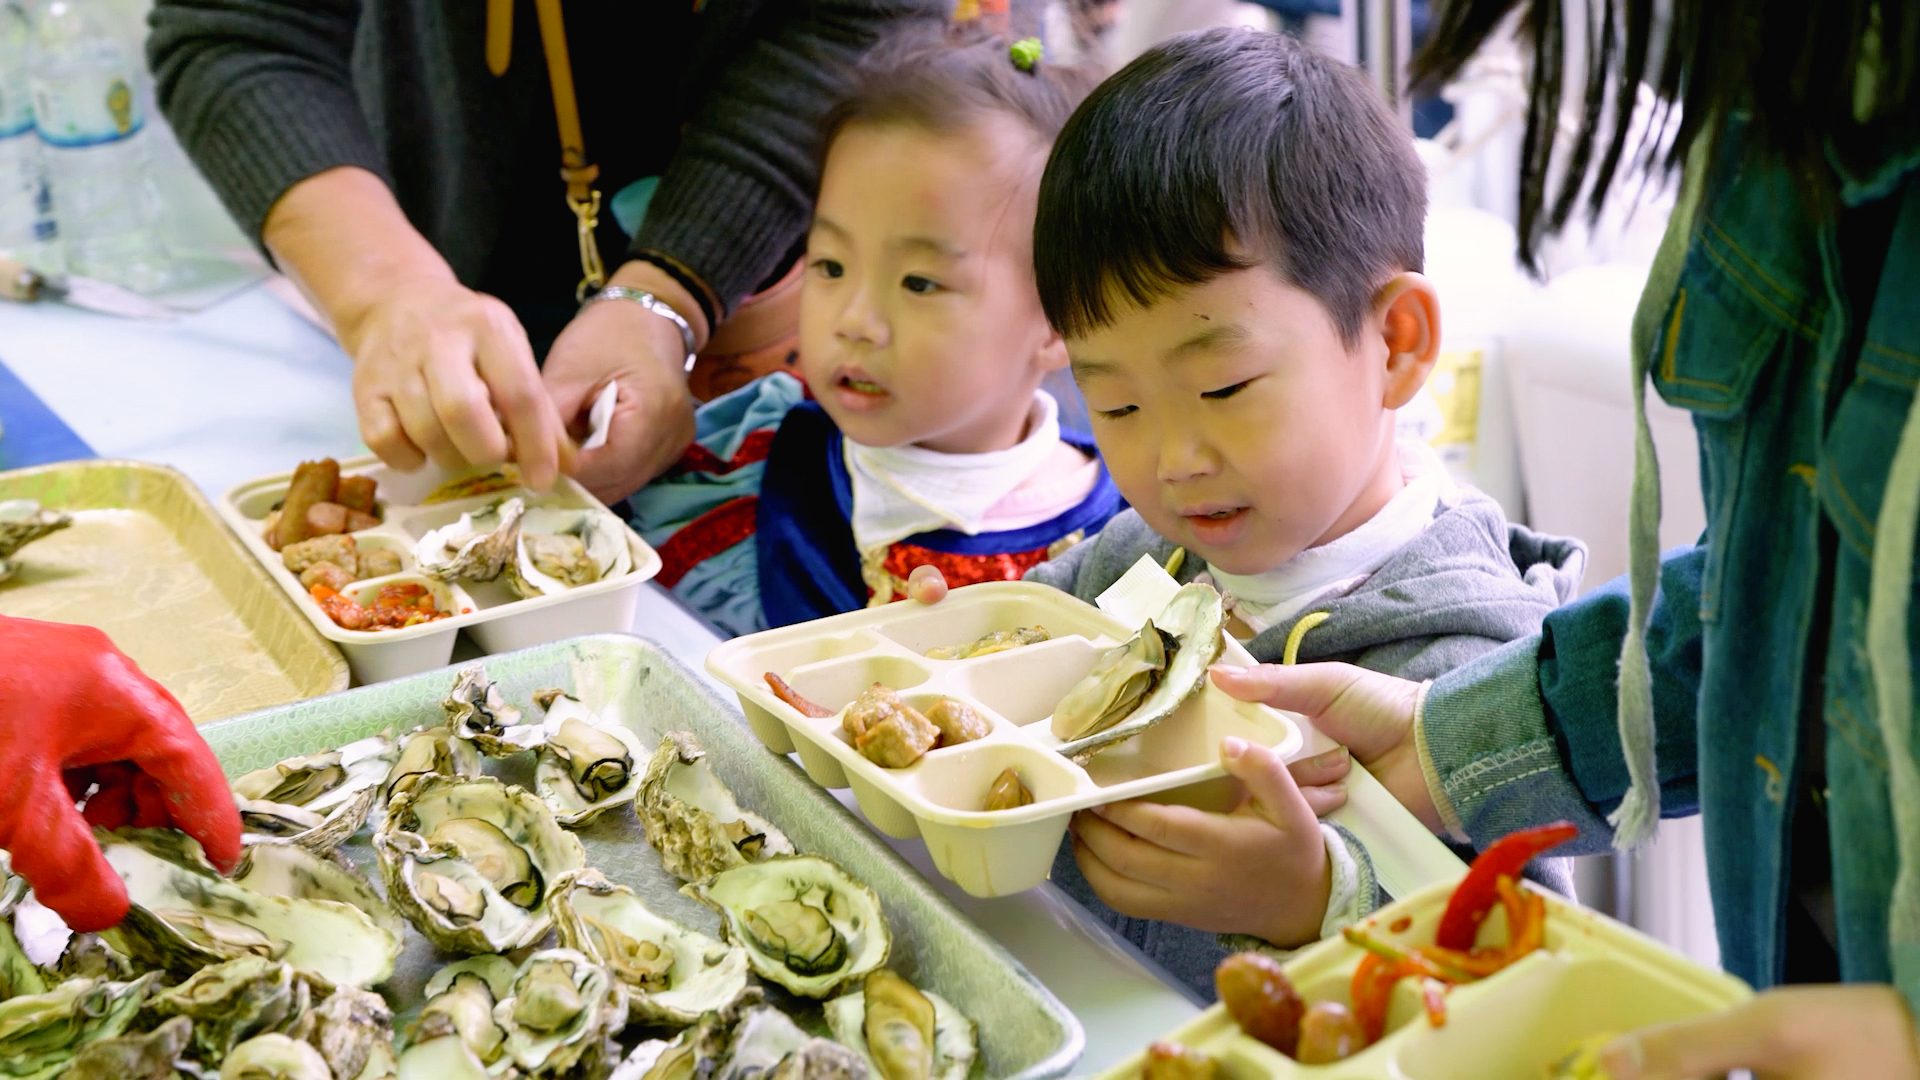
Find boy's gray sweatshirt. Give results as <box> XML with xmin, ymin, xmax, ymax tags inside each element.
<box><xmin>1025</xmin><ymin>486</ymin><xmax>1588</xmax><ymax>1000</ymax></box>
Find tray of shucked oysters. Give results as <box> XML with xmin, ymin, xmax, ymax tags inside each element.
<box><xmin>0</xmin><ymin>635</ymin><xmax>1082</xmax><ymax>1079</ymax></box>
<box><xmin>219</xmin><ymin>456</ymin><xmax>663</xmax><ymax>686</ymax></box>
<box><xmin>706</xmin><ymin>580</ymin><xmax>1306</xmax><ymax>899</ymax></box>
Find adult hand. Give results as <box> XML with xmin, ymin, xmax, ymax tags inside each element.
<box><xmin>1210</xmin><ymin>662</ymin><xmax>1440</xmax><ymax>832</ymax></box>
<box><xmin>264</xmin><ymin>167</ymin><xmax>569</xmax><ymax>492</ymax></box>
<box><xmin>1070</xmin><ymin>735</ymin><xmax>1351</xmax><ymax>947</ymax></box>
<box><xmin>1599</xmin><ymin>984</ymin><xmax>1920</xmax><ymax>1079</ymax></box>
<box><xmin>544</xmin><ymin>261</ymin><xmax>704</xmax><ymax>505</ymax></box>
<box><xmin>0</xmin><ymin>617</ymin><xmax>242</xmax><ymax>932</ymax></box>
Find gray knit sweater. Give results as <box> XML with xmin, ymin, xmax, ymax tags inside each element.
<box><xmin>147</xmin><ymin>0</ymin><xmax>946</xmax><ymax>316</ymax></box>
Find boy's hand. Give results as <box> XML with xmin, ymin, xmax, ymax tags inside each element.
<box><xmin>1210</xmin><ymin>663</ymin><xmax>1440</xmax><ymax>832</ymax></box>
<box><xmin>906</xmin><ymin>565</ymin><xmax>948</xmax><ymax>604</ymax></box>
<box><xmin>1069</xmin><ymin>736</ymin><xmax>1352</xmax><ymax>948</ymax></box>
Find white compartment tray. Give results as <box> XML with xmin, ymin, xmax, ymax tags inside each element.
<box><xmin>1098</xmin><ymin>876</ymin><xmax>1752</xmax><ymax>1079</ymax></box>
<box><xmin>707</xmin><ymin>581</ymin><xmax>1307</xmax><ymax>898</ymax></box>
<box><xmin>219</xmin><ymin>456</ymin><xmax>661</xmax><ymax>684</ymax></box>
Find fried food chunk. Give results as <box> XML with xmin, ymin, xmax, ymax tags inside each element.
<box><xmin>282</xmin><ymin>534</ymin><xmax>359</xmax><ymax>577</ymax></box>
<box><xmin>305</xmin><ymin>501</ymin><xmax>350</xmax><ymax>536</ymax></box>
<box><xmin>843</xmin><ymin>683</ymin><xmax>939</xmax><ymax>768</ymax></box>
<box><xmin>270</xmin><ymin>458</ymin><xmax>341</xmax><ymax>550</ymax></box>
<box><xmin>1142</xmin><ymin>1042</ymin><xmax>1218</xmax><ymax>1080</ymax></box>
<box><xmin>1296</xmin><ymin>1001</ymin><xmax>1365</xmax><ymax>1064</ymax></box>
<box><xmin>359</xmin><ymin>548</ymin><xmax>403</xmax><ymax>578</ymax></box>
<box><xmin>1217</xmin><ymin>952</ymin><xmax>1305</xmax><ymax>1057</ymax></box>
<box><xmin>334</xmin><ymin>475</ymin><xmax>378</xmax><ymax>513</ymax></box>
<box><xmin>299</xmin><ymin>561</ymin><xmax>357</xmax><ymax>592</ymax></box>
<box><xmin>925</xmin><ymin>698</ymin><xmax>991</xmax><ymax>746</ymax></box>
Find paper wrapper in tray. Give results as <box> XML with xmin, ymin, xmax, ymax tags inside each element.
<box><xmin>1097</xmin><ymin>875</ymin><xmax>1751</xmax><ymax>1078</ymax></box>
<box><xmin>197</xmin><ymin>633</ymin><xmax>1085</xmax><ymax>1078</ymax></box>
<box><xmin>0</xmin><ymin>460</ymin><xmax>348</xmax><ymax>721</ymax></box>
<box><xmin>219</xmin><ymin>455</ymin><xmax>662</xmax><ymax>684</ymax></box>
<box><xmin>707</xmin><ymin>558</ymin><xmax>1465</xmax><ymax>901</ymax></box>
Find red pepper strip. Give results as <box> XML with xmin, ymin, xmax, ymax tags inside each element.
<box><xmin>764</xmin><ymin>672</ymin><xmax>833</xmax><ymax>718</ymax></box>
<box><xmin>1495</xmin><ymin>875</ymin><xmax>1548</xmax><ymax>960</ymax></box>
<box><xmin>1435</xmin><ymin>821</ymin><xmax>1578</xmax><ymax>949</ymax></box>
<box><xmin>1342</xmin><ymin>927</ymin><xmax>1479</xmax><ymax>983</ymax></box>
<box><xmin>1410</xmin><ymin>942</ymin><xmax>1513</xmax><ymax>979</ymax></box>
<box><xmin>1420</xmin><ymin>977</ymin><xmax>1448</xmax><ymax>1028</ymax></box>
<box><xmin>1349</xmin><ymin>951</ymin><xmax>1401</xmax><ymax>1044</ymax></box>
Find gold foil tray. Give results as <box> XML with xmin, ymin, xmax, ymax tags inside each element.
<box><xmin>0</xmin><ymin>461</ymin><xmax>349</xmax><ymax>722</ymax></box>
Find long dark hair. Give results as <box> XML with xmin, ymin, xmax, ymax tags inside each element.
<box><xmin>1413</xmin><ymin>0</ymin><xmax>1920</xmax><ymax>268</ymax></box>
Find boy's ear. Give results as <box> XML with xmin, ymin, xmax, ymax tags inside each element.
<box><xmin>1036</xmin><ymin>325</ymin><xmax>1071</xmax><ymax>374</ymax></box>
<box><xmin>1372</xmin><ymin>273</ymin><xmax>1441</xmax><ymax>410</ymax></box>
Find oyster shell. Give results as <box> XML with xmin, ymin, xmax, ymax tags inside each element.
<box><xmin>309</xmin><ymin>985</ymin><xmax>395</xmax><ymax>1080</ymax></box>
<box><xmin>509</xmin><ymin>506</ymin><xmax>632</xmax><ymax>598</ymax></box>
<box><xmin>0</xmin><ymin>974</ymin><xmax>157</xmax><ymax>1080</ymax></box>
<box><xmin>638</xmin><ymin>733</ymin><xmax>793</xmax><ymax>884</ymax></box>
<box><xmin>99</xmin><ymin>829</ymin><xmax>398</xmax><ymax>988</ymax></box>
<box><xmin>232</xmin><ymin>841</ymin><xmax>408</xmax><ymax>941</ymax></box>
<box><xmin>695</xmin><ymin>1003</ymin><xmax>868</xmax><ymax>1080</ymax></box>
<box><xmin>221</xmin><ymin>1033</ymin><xmax>333</xmax><ymax>1080</ymax></box>
<box><xmin>533</xmin><ymin>694</ymin><xmax>647</xmax><ymax>827</ymax></box>
<box><xmin>1053</xmin><ymin>582</ymin><xmax>1226</xmax><ymax>760</ymax></box>
<box><xmin>924</xmin><ymin>625</ymin><xmax>1048</xmax><ymax>661</ymax></box>
<box><xmin>230</xmin><ymin>735</ymin><xmax>397</xmax><ymax>853</ymax></box>
<box><xmin>403</xmin><ymin>955</ymin><xmax>516</xmax><ymax>1075</ymax></box>
<box><xmin>384</xmin><ymin>724</ymin><xmax>484</xmax><ymax>804</ymax></box>
<box><xmin>414</xmin><ymin>498</ymin><xmax>527</xmax><ymax>583</ymax></box>
<box><xmin>376</xmin><ymin>776</ymin><xmax>585</xmax><ymax>954</ymax></box>
<box><xmin>63</xmin><ymin>1014</ymin><xmax>192</xmax><ymax>1080</ymax></box>
<box><xmin>0</xmin><ymin>500</ymin><xmax>71</xmax><ymax>583</ymax></box>
<box><xmin>609</xmin><ymin>1032</ymin><xmax>696</xmax><ymax>1080</ymax></box>
<box><xmin>825</xmin><ymin>970</ymin><xmax>977</xmax><ymax>1080</ymax></box>
<box><xmin>0</xmin><ymin>882</ymin><xmax>47</xmax><ymax>999</ymax></box>
<box><xmin>551</xmin><ymin>868</ymin><xmax>752</xmax><ymax>1025</ymax></box>
<box><xmin>145</xmin><ymin>956</ymin><xmax>316</xmax><ymax>1065</ymax></box>
<box><xmin>1049</xmin><ymin>620</ymin><xmax>1167</xmax><ymax>742</ymax></box>
<box><xmin>443</xmin><ymin>667</ymin><xmax>549</xmax><ymax>757</ymax></box>
<box><xmin>687</xmin><ymin>855</ymin><xmax>889</xmax><ymax>999</ymax></box>
<box><xmin>493</xmin><ymin>949</ymin><xmax>626</xmax><ymax>1079</ymax></box>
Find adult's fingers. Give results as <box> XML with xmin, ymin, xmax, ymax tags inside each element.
<box><xmin>424</xmin><ymin>338</ymin><xmax>513</xmax><ymax>471</ymax></box>
<box><xmin>468</xmin><ymin>306</ymin><xmax>562</xmax><ymax>492</ymax></box>
<box><xmin>358</xmin><ymin>393</ymin><xmax>426</xmax><ymax>473</ymax></box>
<box><xmin>392</xmin><ymin>365</ymin><xmax>465</xmax><ymax>471</ymax></box>
<box><xmin>1</xmin><ymin>765</ymin><xmax>129</xmax><ymax>933</ymax></box>
<box><xmin>907</xmin><ymin>565</ymin><xmax>948</xmax><ymax>605</ymax></box>
<box><xmin>1210</xmin><ymin>663</ymin><xmax>1420</xmax><ymax>764</ymax></box>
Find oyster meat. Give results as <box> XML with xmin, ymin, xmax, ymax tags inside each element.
<box><xmin>63</xmin><ymin>1015</ymin><xmax>192</xmax><ymax>1080</ymax></box>
<box><xmin>229</xmin><ymin>734</ymin><xmax>396</xmax><ymax>853</ymax></box>
<box><xmin>384</xmin><ymin>724</ymin><xmax>484</xmax><ymax>804</ymax></box>
<box><xmin>533</xmin><ymin>693</ymin><xmax>647</xmax><ymax>826</ymax></box>
<box><xmin>638</xmin><ymin>732</ymin><xmax>793</xmax><ymax>884</ymax></box>
<box><xmin>983</xmin><ymin>767</ymin><xmax>1034</xmax><ymax>812</ymax></box>
<box><xmin>232</xmin><ymin>838</ymin><xmax>407</xmax><ymax>941</ymax></box>
<box><xmin>1052</xmin><ymin>582</ymin><xmax>1226</xmax><ymax>760</ymax></box>
<box><xmin>510</xmin><ymin>506</ymin><xmax>632</xmax><ymax>598</ymax></box>
<box><xmin>145</xmin><ymin>956</ymin><xmax>316</xmax><ymax>1065</ymax></box>
<box><xmin>609</xmin><ymin>1032</ymin><xmax>696</xmax><ymax>1080</ymax></box>
<box><xmin>442</xmin><ymin>667</ymin><xmax>549</xmax><ymax>757</ymax></box>
<box><xmin>698</xmin><ymin>1003</ymin><xmax>867</xmax><ymax>1080</ymax></box>
<box><xmin>99</xmin><ymin>829</ymin><xmax>398</xmax><ymax>987</ymax></box>
<box><xmin>400</xmin><ymin>955</ymin><xmax>517</xmax><ymax>1078</ymax></box>
<box><xmin>376</xmin><ymin>776</ymin><xmax>585</xmax><ymax>954</ymax></box>
<box><xmin>308</xmin><ymin>985</ymin><xmax>395</xmax><ymax>1080</ymax></box>
<box><xmin>551</xmin><ymin>868</ymin><xmax>751</xmax><ymax>1025</ymax></box>
<box><xmin>924</xmin><ymin>625</ymin><xmax>1048</xmax><ymax>661</ymax></box>
<box><xmin>413</xmin><ymin>498</ymin><xmax>526</xmax><ymax>584</ymax></box>
<box><xmin>0</xmin><ymin>974</ymin><xmax>157</xmax><ymax>1080</ymax></box>
<box><xmin>688</xmin><ymin>855</ymin><xmax>889</xmax><ymax>999</ymax></box>
<box><xmin>492</xmin><ymin>949</ymin><xmax>626</xmax><ymax>1079</ymax></box>
<box><xmin>220</xmin><ymin>1033</ymin><xmax>333</xmax><ymax>1080</ymax></box>
<box><xmin>0</xmin><ymin>500</ymin><xmax>71</xmax><ymax>584</ymax></box>
<box><xmin>841</xmin><ymin>686</ymin><xmax>939</xmax><ymax>770</ymax></box>
<box><xmin>825</xmin><ymin>970</ymin><xmax>977</xmax><ymax>1080</ymax></box>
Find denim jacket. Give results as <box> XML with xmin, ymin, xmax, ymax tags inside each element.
<box><xmin>1416</xmin><ymin>115</ymin><xmax>1920</xmax><ymax>1020</ymax></box>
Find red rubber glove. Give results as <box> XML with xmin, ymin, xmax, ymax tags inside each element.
<box><xmin>0</xmin><ymin>616</ymin><xmax>241</xmax><ymax>932</ymax></box>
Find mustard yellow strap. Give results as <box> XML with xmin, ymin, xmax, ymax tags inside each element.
<box><xmin>1162</xmin><ymin>547</ymin><xmax>1185</xmax><ymax>577</ymax></box>
<box><xmin>486</xmin><ymin>0</ymin><xmax>514</xmax><ymax>76</ymax></box>
<box><xmin>1282</xmin><ymin>611</ymin><xmax>1331</xmax><ymax>666</ymax></box>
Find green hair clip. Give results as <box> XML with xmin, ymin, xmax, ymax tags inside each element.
<box><xmin>1010</xmin><ymin>37</ymin><xmax>1043</xmax><ymax>72</ymax></box>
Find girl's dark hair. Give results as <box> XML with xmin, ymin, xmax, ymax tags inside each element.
<box><xmin>821</xmin><ymin>26</ymin><xmax>1104</xmax><ymax>159</ymax></box>
<box><xmin>1413</xmin><ymin>0</ymin><xmax>1920</xmax><ymax>269</ymax></box>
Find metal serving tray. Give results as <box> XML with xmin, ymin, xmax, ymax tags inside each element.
<box><xmin>197</xmin><ymin>634</ymin><xmax>1086</xmax><ymax>1079</ymax></box>
<box><xmin>0</xmin><ymin>460</ymin><xmax>348</xmax><ymax>721</ymax></box>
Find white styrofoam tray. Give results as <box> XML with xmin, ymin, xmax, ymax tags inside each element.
<box><xmin>219</xmin><ymin>456</ymin><xmax>661</xmax><ymax>684</ymax></box>
<box><xmin>1097</xmin><ymin>875</ymin><xmax>1751</xmax><ymax>1078</ymax></box>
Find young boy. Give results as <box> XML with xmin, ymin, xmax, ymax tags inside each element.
<box><xmin>1019</xmin><ymin>28</ymin><xmax>1586</xmax><ymax>998</ymax></box>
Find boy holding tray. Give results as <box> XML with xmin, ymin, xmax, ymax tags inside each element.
<box><xmin>919</xmin><ymin>28</ymin><xmax>1585</xmax><ymax>999</ymax></box>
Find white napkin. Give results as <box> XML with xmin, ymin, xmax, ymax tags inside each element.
<box><xmin>846</xmin><ymin>391</ymin><xmax>1061</xmax><ymax>551</ymax></box>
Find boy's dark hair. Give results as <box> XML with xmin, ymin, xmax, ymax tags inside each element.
<box><xmin>822</xmin><ymin>26</ymin><xmax>1103</xmax><ymax>162</ymax></box>
<box><xmin>1035</xmin><ymin>28</ymin><xmax>1426</xmax><ymax>345</ymax></box>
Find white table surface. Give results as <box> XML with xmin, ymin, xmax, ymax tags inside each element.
<box><xmin>0</xmin><ymin>281</ymin><xmax>1201</xmax><ymax>1074</ymax></box>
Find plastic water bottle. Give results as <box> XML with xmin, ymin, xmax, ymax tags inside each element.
<box><xmin>27</xmin><ymin>0</ymin><xmax>165</xmax><ymax>289</ymax></box>
<box><xmin>0</xmin><ymin>1</ymin><xmax>52</xmax><ymax>260</ymax></box>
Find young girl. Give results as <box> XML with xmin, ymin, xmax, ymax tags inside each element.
<box><xmin>630</xmin><ymin>31</ymin><xmax>1121</xmax><ymax>637</ymax></box>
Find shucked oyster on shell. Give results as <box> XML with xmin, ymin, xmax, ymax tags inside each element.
<box><xmin>0</xmin><ymin>499</ymin><xmax>71</xmax><ymax>584</ymax></box>
<box><xmin>1051</xmin><ymin>581</ymin><xmax>1226</xmax><ymax>760</ymax></box>
<box><xmin>398</xmin><ymin>955</ymin><xmax>516</xmax><ymax>1080</ymax></box>
<box><xmin>383</xmin><ymin>724</ymin><xmax>484</xmax><ymax>805</ymax></box>
<box><xmin>510</xmin><ymin>506</ymin><xmax>632</xmax><ymax>598</ymax></box>
<box><xmin>532</xmin><ymin>692</ymin><xmax>647</xmax><ymax>827</ymax></box>
<box><xmin>376</xmin><ymin>776</ymin><xmax>585</xmax><ymax>954</ymax></box>
<box><xmin>231</xmin><ymin>842</ymin><xmax>408</xmax><ymax>945</ymax></box>
<box><xmin>442</xmin><ymin>666</ymin><xmax>549</xmax><ymax>757</ymax></box>
<box><xmin>413</xmin><ymin>497</ymin><xmax>527</xmax><ymax>584</ymax></box>
<box><xmin>687</xmin><ymin>855</ymin><xmax>889</xmax><ymax>999</ymax></box>
<box><xmin>220</xmin><ymin>1033</ymin><xmax>333</xmax><ymax>1080</ymax></box>
<box><xmin>551</xmin><ymin>868</ymin><xmax>751</xmax><ymax>1026</ymax></box>
<box><xmin>0</xmin><ymin>973</ymin><xmax>157</xmax><ymax>1080</ymax></box>
<box><xmin>492</xmin><ymin>948</ymin><xmax>627</xmax><ymax>1080</ymax></box>
<box><xmin>62</xmin><ymin>1014</ymin><xmax>192</xmax><ymax>1080</ymax></box>
<box><xmin>229</xmin><ymin>734</ymin><xmax>397</xmax><ymax>853</ymax></box>
<box><xmin>638</xmin><ymin>732</ymin><xmax>793</xmax><ymax>884</ymax></box>
<box><xmin>825</xmin><ymin>969</ymin><xmax>977</xmax><ymax>1080</ymax></box>
<box><xmin>98</xmin><ymin>829</ymin><xmax>398</xmax><ymax>988</ymax></box>
<box><xmin>144</xmin><ymin>956</ymin><xmax>318</xmax><ymax>1067</ymax></box>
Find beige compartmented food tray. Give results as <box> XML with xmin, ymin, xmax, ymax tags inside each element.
<box><xmin>197</xmin><ymin>634</ymin><xmax>1085</xmax><ymax>1078</ymax></box>
<box><xmin>0</xmin><ymin>460</ymin><xmax>348</xmax><ymax>721</ymax></box>
<box><xmin>1098</xmin><ymin>877</ymin><xmax>1752</xmax><ymax>1079</ymax></box>
<box><xmin>706</xmin><ymin>581</ymin><xmax>1306</xmax><ymax>899</ymax></box>
<box><xmin>219</xmin><ymin>455</ymin><xmax>661</xmax><ymax>684</ymax></box>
